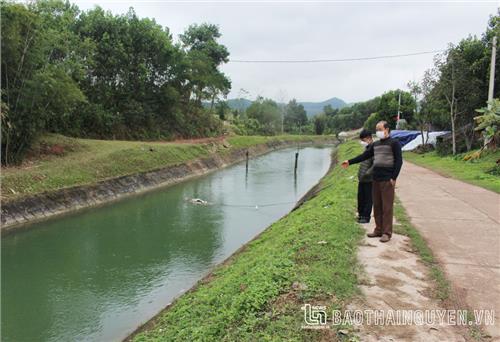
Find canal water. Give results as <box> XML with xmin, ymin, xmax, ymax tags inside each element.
<box><xmin>2</xmin><ymin>146</ymin><xmax>332</xmax><ymax>342</ymax></box>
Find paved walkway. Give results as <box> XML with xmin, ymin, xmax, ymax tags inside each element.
<box><xmin>355</xmin><ymin>222</ymin><xmax>469</xmax><ymax>341</ymax></box>
<box><xmin>397</xmin><ymin>162</ymin><xmax>500</xmax><ymax>339</ymax></box>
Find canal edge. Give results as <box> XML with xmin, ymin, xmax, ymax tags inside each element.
<box><xmin>1</xmin><ymin>138</ymin><xmax>337</xmax><ymax>236</ymax></box>
<box><xmin>123</xmin><ymin>146</ymin><xmax>339</xmax><ymax>341</ymax></box>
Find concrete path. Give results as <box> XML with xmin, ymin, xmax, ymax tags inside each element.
<box><xmin>354</xmin><ymin>222</ymin><xmax>469</xmax><ymax>341</ymax></box>
<box><xmin>397</xmin><ymin>161</ymin><xmax>500</xmax><ymax>339</ymax></box>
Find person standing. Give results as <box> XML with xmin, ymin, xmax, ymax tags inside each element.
<box><xmin>357</xmin><ymin>129</ymin><xmax>374</xmax><ymax>224</ymax></box>
<box><xmin>341</xmin><ymin>121</ymin><xmax>403</xmax><ymax>243</ymax></box>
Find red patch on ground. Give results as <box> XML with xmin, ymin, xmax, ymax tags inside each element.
<box><xmin>48</xmin><ymin>144</ymin><xmax>65</xmax><ymax>155</ymax></box>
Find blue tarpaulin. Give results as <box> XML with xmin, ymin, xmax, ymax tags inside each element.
<box><xmin>390</xmin><ymin>130</ymin><xmax>422</xmax><ymax>147</ymax></box>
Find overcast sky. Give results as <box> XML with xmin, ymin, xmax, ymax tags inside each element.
<box><xmin>73</xmin><ymin>1</ymin><xmax>498</xmax><ymax>103</ymax></box>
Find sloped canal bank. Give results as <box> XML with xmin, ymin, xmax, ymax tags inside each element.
<box><xmin>2</xmin><ymin>146</ymin><xmax>333</xmax><ymax>342</ymax></box>
<box><xmin>130</xmin><ymin>142</ymin><xmax>366</xmax><ymax>341</ymax></box>
<box><xmin>1</xmin><ymin>137</ymin><xmax>333</xmax><ymax>233</ymax></box>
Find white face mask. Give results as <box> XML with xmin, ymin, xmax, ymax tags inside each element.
<box><xmin>360</xmin><ymin>141</ymin><xmax>368</xmax><ymax>146</ymax></box>
<box><xmin>376</xmin><ymin>131</ymin><xmax>386</xmax><ymax>139</ymax></box>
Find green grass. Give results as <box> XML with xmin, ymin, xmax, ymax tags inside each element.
<box><xmin>132</xmin><ymin>141</ymin><xmax>365</xmax><ymax>342</ymax></box>
<box><xmin>1</xmin><ymin>134</ymin><xmax>330</xmax><ymax>202</ymax></box>
<box><xmin>404</xmin><ymin>149</ymin><xmax>500</xmax><ymax>193</ymax></box>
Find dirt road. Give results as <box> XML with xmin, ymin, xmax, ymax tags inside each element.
<box><xmin>397</xmin><ymin>161</ymin><xmax>500</xmax><ymax>339</ymax></box>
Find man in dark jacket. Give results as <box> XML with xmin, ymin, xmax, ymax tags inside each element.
<box><xmin>357</xmin><ymin>129</ymin><xmax>374</xmax><ymax>224</ymax></box>
<box><xmin>342</xmin><ymin>121</ymin><xmax>403</xmax><ymax>242</ymax></box>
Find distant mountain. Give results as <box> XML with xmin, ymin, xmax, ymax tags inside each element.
<box><xmin>227</xmin><ymin>98</ymin><xmax>253</xmax><ymax>111</ymax></box>
<box><xmin>222</xmin><ymin>97</ymin><xmax>347</xmax><ymax>117</ymax></box>
<box><xmin>299</xmin><ymin>97</ymin><xmax>347</xmax><ymax>117</ymax></box>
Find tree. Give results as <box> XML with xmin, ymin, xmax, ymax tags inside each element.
<box><xmin>245</xmin><ymin>97</ymin><xmax>281</xmax><ymax>135</ymax></box>
<box><xmin>431</xmin><ymin>39</ymin><xmax>486</xmax><ymax>154</ymax></box>
<box><xmin>375</xmin><ymin>90</ymin><xmax>416</xmax><ymax>129</ymax></box>
<box><xmin>1</xmin><ymin>1</ymin><xmax>233</xmax><ymax>164</ymax></box>
<box><xmin>364</xmin><ymin>112</ymin><xmax>382</xmax><ymax>132</ymax></box>
<box><xmin>327</xmin><ymin>96</ymin><xmax>379</xmax><ymax>133</ymax></box>
<box><xmin>284</xmin><ymin>99</ymin><xmax>308</xmax><ymax>133</ymax></box>
<box><xmin>180</xmin><ymin>23</ymin><xmax>231</xmax><ymax>108</ymax></box>
<box><xmin>216</xmin><ymin>101</ymin><xmax>229</xmax><ymax>120</ymax></box>
<box><xmin>1</xmin><ymin>0</ymin><xmax>86</xmax><ymax>164</ymax></box>
<box><xmin>323</xmin><ymin>104</ymin><xmax>336</xmax><ymax>116</ymax></box>
<box><xmin>407</xmin><ymin>79</ymin><xmax>429</xmax><ymax>146</ymax></box>
<box><xmin>415</xmin><ymin>14</ymin><xmax>499</xmax><ymax>154</ymax></box>
<box><xmin>75</xmin><ymin>6</ymin><xmax>183</xmax><ymax>138</ymax></box>
<box><xmin>314</xmin><ymin>114</ymin><xmax>327</xmax><ymax>135</ymax></box>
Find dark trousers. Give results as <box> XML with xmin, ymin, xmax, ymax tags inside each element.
<box><xmin>372</xmin><ymin>180</ymin><xmax>395</xmax><ymax>237</ymax></box>
<box><xmin>357</xmin><ymin>182</ymin><xmax>373</xmax><ymax>220</ymax></box>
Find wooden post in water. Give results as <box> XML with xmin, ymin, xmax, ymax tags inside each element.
<box><xmin>246</xmin><ymin>150</ymin><xmax>249</xmax><ymax>170</ymax></box>
<box><xmin>294</xmin><ymin>151</ymin><xmax>299</xmax><ymax>173</ymax></box>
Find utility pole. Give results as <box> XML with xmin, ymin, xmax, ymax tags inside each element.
<box><xmin>398</xmin><ymin>91</ymin><xmax>402</xmax><ymax>120</ymax></box>
<box><xmin>281</xmin><ymin>108</ymin><xmax>284</xmax><ymax>134</ymax></box>
<box><xmin>277</xmin><ymin>90</ymin><xmax>286</xmax><ymax>135</ymax></box>
<box><xmin>487</xmin><ymin>35</ymin><xmax>497</xmax><ymax>109</ymax></box>
<box><xmin>396</xmin><ymin>91</ymin><xmax>402</xmax><ymax>129</ymax></box>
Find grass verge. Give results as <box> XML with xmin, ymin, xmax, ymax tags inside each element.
<box><xmin>404</xmin><ymin>150</ymin><xmax>500</xmax><ymax>193</ymax></box>
<box><xmin>131</xmin><ymin>141</ymin><xmax>364</xmax><ymax>341</ymax></box>
<box><xmin>1</xmin><ymin>134</ymin><xmax>330</xmax><ymax>202</ymax></box>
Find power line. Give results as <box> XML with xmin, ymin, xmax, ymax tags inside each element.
<box><xmin>229</xmin><ymin>49</ymin><xmax>444</xmax><ymax>63</ymax></box>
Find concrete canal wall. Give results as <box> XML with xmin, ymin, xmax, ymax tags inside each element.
<box><xmin>1</xmin><ymin>139</ymin><xmax>336</xmax><ymax>235</ymax></box>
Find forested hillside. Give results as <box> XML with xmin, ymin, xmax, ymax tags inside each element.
<box><xmin>1</xmin><ymin>0</ymin><xmax>230</xmax><ymax>164</ymax></box>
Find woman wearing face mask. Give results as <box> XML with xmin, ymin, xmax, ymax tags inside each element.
<box><xmin>341</xmin><ymin>121</ymin><xmax>403</xmax><ymax>243</ymax></box>
<box><xmin>357</xmin><ymin>129</ymin><xmax>374</xmax><ymax>224</ymax></box>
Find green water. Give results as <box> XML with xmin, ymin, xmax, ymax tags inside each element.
<box><xmin>2</xmin><ymin>147</ymin><xmax>332</xmax><ymax>342</ymax></box>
